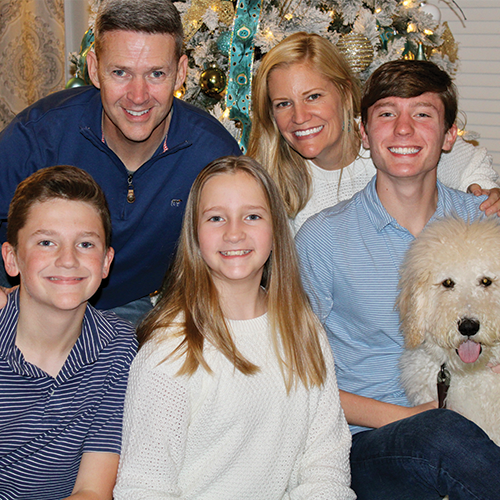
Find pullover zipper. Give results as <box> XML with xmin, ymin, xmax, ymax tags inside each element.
<box><xmin>127</xmin><ymin>173</ymin><xmax>136</xmax><ymax>203</ymax></box>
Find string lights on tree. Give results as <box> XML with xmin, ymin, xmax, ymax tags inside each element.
<box><xmin>175</xmin><ymin>0</ymin><xmax>462</xmax><ymax>149</ymax></box>
<box><xmin>68</xmin><ymin>0</ymin><xmax>463</xmax><ymax>151</ymax></box>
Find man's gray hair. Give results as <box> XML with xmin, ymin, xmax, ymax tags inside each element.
<box><xmin>95</xmin><ymin>0</ymin><xmax>184</xmax><ymax>60</ymax></box>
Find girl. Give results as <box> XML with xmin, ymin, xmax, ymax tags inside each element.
<box><xmin>113</xmin><ymin>156</ymin><xmax>354</xmax><ymax>499</ymax></box>
<box><xmin>248</xmin><ymin>32</ymin><xmax>500</xmax><ymax>234</ymax></box>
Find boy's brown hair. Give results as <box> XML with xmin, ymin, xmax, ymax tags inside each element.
<box><xmin>7</xmin><ymin>165</ymin><xmax>112</xmax><ymax>249</ymax></box>
<box><xmin>361</xmin><ymin>60</ymin><xmax>458</xmax><ymax>133</ymax></box>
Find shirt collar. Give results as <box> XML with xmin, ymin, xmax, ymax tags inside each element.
<box><xmin>0</xmin><ymin>288</ymin><xmax>21</xmax><ymax>362</ymax></box>
<box><xmin>361</xmin><ymin>175</ymin><xmax>448</xmax><ymax>233</ymax></box>
<box><xmin>361</xmin><ymin>175</ymin><xmax>396</xmax><ymax>232</ymax></box>
<box><xmin>433</xmin><ymin>180</ymin><xmax>449</xmax><ymax>220</ymax></box>
<box><xmin>0</xmin><ymin>289</ymin><xmax>111</xmax><ymax>380</ymax></box>
<box><xmin>79</xmin><ymin>86</ymin><xmax>103</xmax><ymax>137</ymax></box>
<box><xmin>162</xmin><ymin>97</ymin><xmax>188</xmax><ymax>151</ymax></box>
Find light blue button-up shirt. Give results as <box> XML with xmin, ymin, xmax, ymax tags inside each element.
<box><xmin>296</xmin><ymin>176</ymin><xmax>485</xmax><ymax>434</ymax></box>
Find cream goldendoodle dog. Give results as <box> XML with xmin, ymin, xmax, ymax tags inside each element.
<box><xmin>397</xmin><ymin>217</ymin><xmax>500</xmax><ymax>446</ymax></box>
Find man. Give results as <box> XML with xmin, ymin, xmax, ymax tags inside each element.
<box><xmin>0</xmin><ymin>0</ymin><xmax>241</xmax><ymax>323</ymax></box>
<box><xmin>296</xmin><ymin>60</ymin><xmax>500</xmax><ymax>500</ymax></box>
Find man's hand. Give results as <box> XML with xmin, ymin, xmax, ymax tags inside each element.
<box><xmin>487</xmin><ymin>361</ymin><xmax>500</xmax><ymax>374</ymax></box>
<box><xmin>468</xmin><ymin>184</ymin><xmax>500</xmax><ymax>216</ymax></box>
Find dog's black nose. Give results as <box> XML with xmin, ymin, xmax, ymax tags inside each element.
<box><xmin>457</xmin><ymin>318</ymin><xmax>480</xmax><ymax>337</ymax></box>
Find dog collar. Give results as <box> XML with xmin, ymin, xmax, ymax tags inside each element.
<box><xmin>437</xmin><ymin>363</ymin><xmax>451</xmax><ymax>408</ymax></box>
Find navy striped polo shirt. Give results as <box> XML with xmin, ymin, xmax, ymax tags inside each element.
<box><xmin>0</xmin><ymin>289</ymin><xmax>137</xmax><ymax>499</ymax></box>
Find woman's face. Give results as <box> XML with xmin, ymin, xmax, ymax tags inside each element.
<box><xmin>268</xmin><ymin>62</ymin><xmax>345</xmax><ymax>171</ymax></box>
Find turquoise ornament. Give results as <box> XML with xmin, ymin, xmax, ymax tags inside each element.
<box><xmin>416</xmin><ymin>42</ymin><xmax>427</xmax><ymax>61</ymax></box>
<box><xmin>66</xmin><ymin>77</ymin><xmax>86</xmax><ymax>89</ymax></box>
<box><xmin>378</xmin><ymin>23</ymin><xmax>398</xmax><ymax>51</ymax></box>
<box><xmin>217</xmin><ymin>31</ymin><xmax>232</xmax><ymax>56</ymax></box>
<box><xmin>66</xmin><ymin>28</ymin><xmax>95</xmax><ymax>88</ymax></box>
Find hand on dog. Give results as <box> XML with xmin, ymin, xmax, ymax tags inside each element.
<box><xmin>487</xmin><ymin>361</ymin><xmax>500</xmax><ymax>374</ymax></box>
<box><xmin>468</xmin><ymin>184</ymin><xmax>500</xmax><ymax>216</ymax></box>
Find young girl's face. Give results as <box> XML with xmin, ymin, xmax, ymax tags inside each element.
<box><xmin>197</xmin><ymin>170</ymin><xmax>273</xmax><ymax>291</ymax></box>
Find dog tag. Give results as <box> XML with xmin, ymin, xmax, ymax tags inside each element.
<box><xmin>437</xmin><ymin>364</ymin><xmax>451</xmax><ymax>409</ymax></box>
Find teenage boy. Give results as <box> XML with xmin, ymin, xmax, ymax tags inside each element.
<box><xmin>296</xmin><ymin>61</ymin><xmax>500</xmax><ymax>500</ymax></box>
<box><xmin>0</xmin><ymin>0</ymin><xmax>241</xmax><ymax>324</ymax></box>
<box><xmin>0</xmin><ymin>166</ymin><xmax>137</xmax><ymax>499</ymax></box>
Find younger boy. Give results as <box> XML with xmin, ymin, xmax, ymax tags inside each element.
<box><xmin>0</xmin><ymin>166</ymin><xmax>137</xmax><ymax>499</ymax></box>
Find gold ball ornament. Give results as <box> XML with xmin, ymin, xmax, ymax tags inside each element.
<box><xmin>199</xmin><ymin>63</ymin><xmax>227</xmax><ymax>98</ymax></box>
<box><xmin>174</xmin><ymin>84</ymin><xmax>186</xmax><ymax>99</ymax></box>
<box><xmin>336</xmin><ymin>33</ymin><xmax>374</xmax><ymax>74</ymax></box>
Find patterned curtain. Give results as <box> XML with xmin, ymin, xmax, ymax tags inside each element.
<box><xmin>0</xmin><ymin>0</ymin><xmax>65</xmax><ymax>130</ymax></box>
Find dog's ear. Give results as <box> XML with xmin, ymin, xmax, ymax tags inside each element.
<box><xmin>397</xmin><ymin>269</ymin><xmax>431</xmax><ymax>348</ymax></box>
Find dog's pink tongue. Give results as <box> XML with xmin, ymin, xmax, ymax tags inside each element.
<box><xmin>457</xmin><ymin>340</ymin><xmax>481</xmax><ymax>363</ymax></box>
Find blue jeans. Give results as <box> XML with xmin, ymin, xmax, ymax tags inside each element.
<box><xmin>107</xmin><ymin>295</ymin><xmax>153</xmax><ymax>326</ymax></box>
<box><xmin>351</xmin><ymin>409</ymin><xmax>500</xmax><ymax>500</ymax></box>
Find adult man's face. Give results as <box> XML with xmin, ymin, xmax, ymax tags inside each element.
<box><xmin>87</xmin><ymin>30</ymin><xmax>187</xmax><ymax>151</ymax></box>
<box><xmin>360</xmin><ymin>92</ymin><xmax>457</xmax><ymax>181</ymax></box>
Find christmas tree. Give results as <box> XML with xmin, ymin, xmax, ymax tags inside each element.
<box><xmin>71</xmin><ymin>0</ymin><xmax>462</xmax><ymax>150</ymax></box>
<box><xmin>176</xmin><ymin>0</ymin><xmax>461</xmax><ymax>149</ymax></box>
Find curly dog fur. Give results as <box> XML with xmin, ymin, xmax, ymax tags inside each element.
<box><xmin>398</xmin><ymin>217</ymin><xmax>500</xmax><ymax>445</ymax></box>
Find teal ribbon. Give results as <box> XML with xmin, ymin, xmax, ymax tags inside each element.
<box><xmin>225</xmin><ymin>0</ymin><xmax>262</xmax><ymax>153</ymax></box>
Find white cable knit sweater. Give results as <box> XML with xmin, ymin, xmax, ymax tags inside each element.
<box><xmin>114</xmin><ymin>314</ymin><xmax>355</xmax><ymax>500</ymax></box>
<box><xmin>291</xmin><ymin>138</ymin><xmax>497</xmax><ymax>234</ymax></box>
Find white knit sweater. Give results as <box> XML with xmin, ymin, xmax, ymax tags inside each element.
<box><xmin>291</xmin><ymin>137</ymin><xmax>497</xmax><ymax>234</ymax></box>
<box><xmin>114</xmin><ymin>314</ymin><xmax>355</xmax><ymax>500</ymax></box>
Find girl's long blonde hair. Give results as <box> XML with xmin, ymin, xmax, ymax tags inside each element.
<box><xmin>138</xmin><ymin>156</ymin><xmax>326</xmax><ymax>391</ymax></box>
<box><xmin>248</xmin><ymin>32</ymin><xmax>361</xmax><ymax>218</ymax></box>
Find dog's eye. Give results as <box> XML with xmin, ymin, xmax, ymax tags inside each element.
<box><xmin>480</xmin><ymin>277</ymin><xmax>493</xmax><ymax>287</ymax></box>
<box><xmin>441</xmin><ymin>278</ymin><xmax>455</xmax><ymax>289</ymax></box>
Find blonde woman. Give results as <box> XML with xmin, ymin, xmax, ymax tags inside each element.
<box><xmin>248</xmin><ymin>32</ymin><xmax>500</xmax><ymax>234</ymax></box>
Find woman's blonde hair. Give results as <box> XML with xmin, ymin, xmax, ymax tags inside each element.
<box><xmin>138</xmin><ymin>155</ymin><xmax>326</xmax><ymax>391</ymax></box>
<box><xmin>248</xmin><ymin>32</ymin><xmax>361</xmax><ymax>218</ymax></box>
